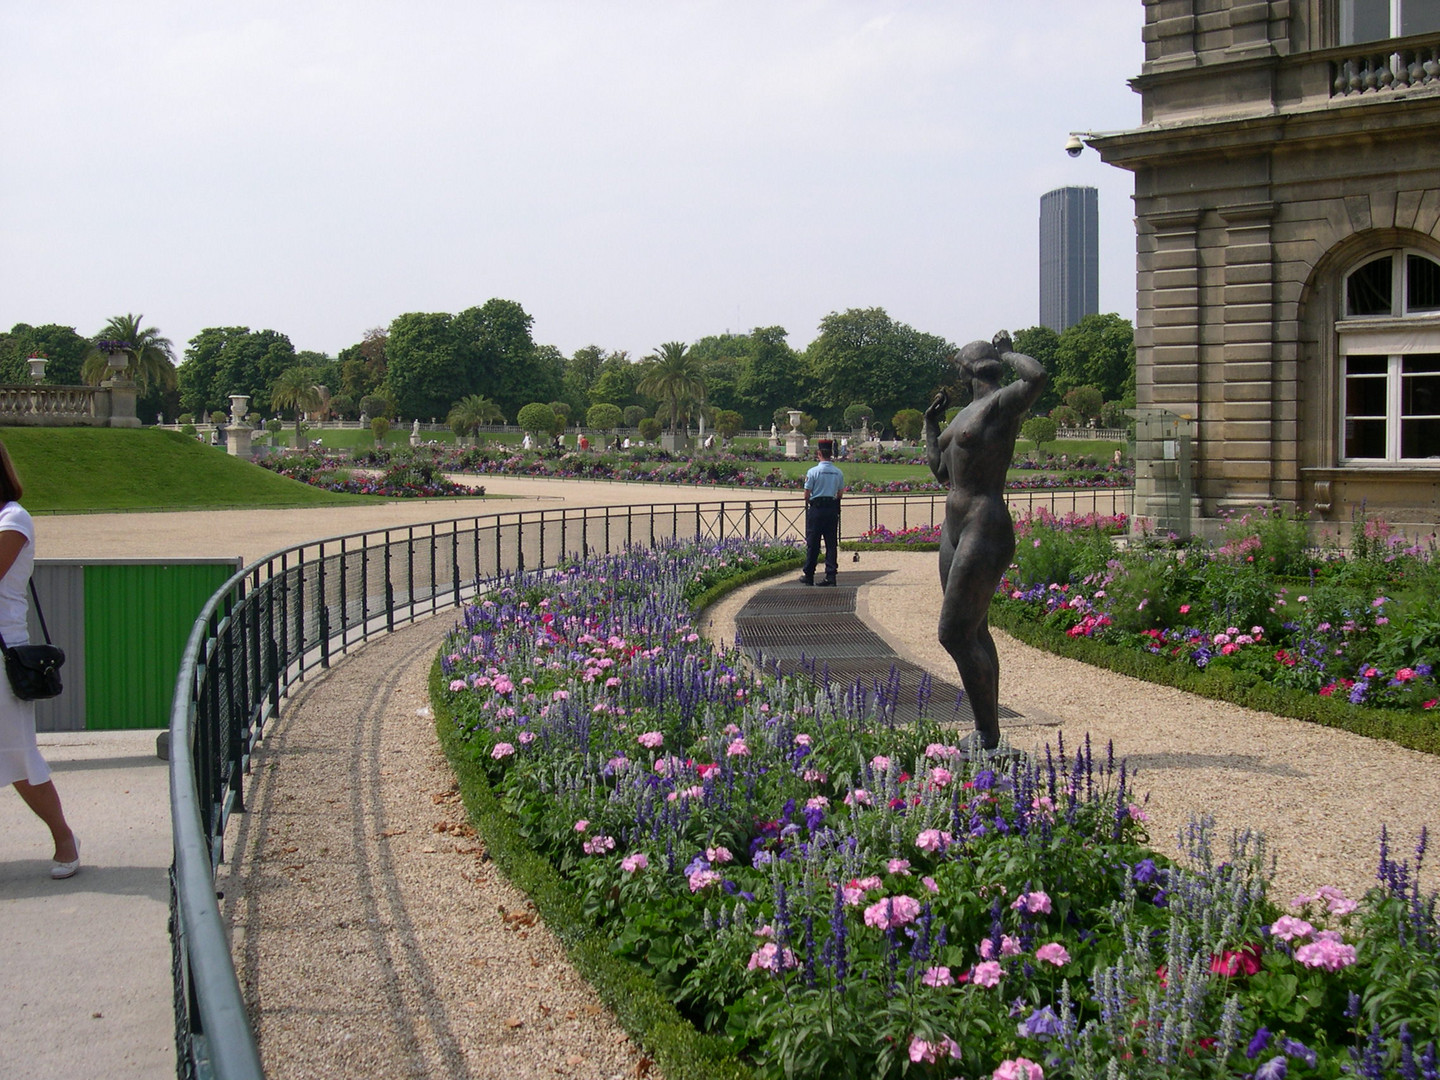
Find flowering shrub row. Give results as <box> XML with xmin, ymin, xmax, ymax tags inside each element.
<box><xmin>257</xmin><ymin>451</ymin><xmax>482</xmax><ymax>498</ymax></box>
<box><xmin>437</xmin><ymin>538</ymin><xmax>1438</xmax><ymax>1079</ymax></box>
<box><xmin>997</xmin><ymin>508</ymin><xmax>1440</xmax><ymax>714</ymax></box>
<box><xmin>343</xmin><ymin>445</ymin><xmax>1133</xmax><ymax>496</ymax></box>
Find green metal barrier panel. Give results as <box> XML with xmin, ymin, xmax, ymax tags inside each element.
<box><xmin>81</xmin><ymin>561</ymin><xmax>242</xmax><ymax>731</ymax></box>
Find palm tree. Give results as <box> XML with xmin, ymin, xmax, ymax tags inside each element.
<box><xmin>636</xmin><ymin>342</ymin><xmax>705</xmax><ymax>433</ymax></box>
<box><xmin>81</xmin><ymin>313</ymin><xmax>177</xmax><ymax>392</ymax></box>
<box><xmin>446</xmin><ymin>394</ymin><xmax>505</xmax><ymax>444</ymax></box>
<box><xmin>270</xmin><ymin>367</ymin><xmax>323</xmax><ymax>446</ymax></box>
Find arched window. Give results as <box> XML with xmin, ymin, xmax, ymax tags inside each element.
<box><xmin>1338</xmin><ymin>249</ymin><xmax>1440</xmax><ymax>462</ymax></box>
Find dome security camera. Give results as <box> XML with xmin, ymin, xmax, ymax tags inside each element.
<box><xmin>1065</xmin><ymin>133</ymin><xmax>1085</xmax><ymax>157</ymax></box>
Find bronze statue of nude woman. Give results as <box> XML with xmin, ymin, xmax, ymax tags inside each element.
<box><xmin>924</xmin><ymin>332</ymin><xmax>1047</xmax><ymax>752</ymax></box>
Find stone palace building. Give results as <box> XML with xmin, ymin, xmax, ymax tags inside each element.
<box><xmin>1091</xmin><ymin>0</ymin><xmax>1440</xmax><ymax>532</ymax></box>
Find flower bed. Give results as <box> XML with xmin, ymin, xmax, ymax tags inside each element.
<box><xmin>995</xmin><ymin>508</ymin><xmax>1440</xmax><ymax>723</ymax></box>
<box><xmin>345</xmin><ymin>445</ymin><xmax>1133</xmax><ymax>496</ymax></box>
<box><xmin>257</xmin><ymin>451</ymin><xmax>483</xmax><ymax>497</ymax></box>
<box><xmin>435</xmin><ymin>538</ymin><xmax>1438</xmax><ymax>1079</ymax></box>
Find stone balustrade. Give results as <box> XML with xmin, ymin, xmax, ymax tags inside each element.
<box><xmin>0</xmin><ymin>383</ymin><xmax>139</xmax><ymax>427</ymax></box>
<box><xmin>1332</xmin><ymin>40</ymin><xmax>1440</xmax><ymax>96</ymax></box>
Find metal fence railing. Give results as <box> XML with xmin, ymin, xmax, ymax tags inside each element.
<box><xmin>168</xmin><ymin>487</ymin><xmax>1132</xmax><ymax>1079</ymax></box>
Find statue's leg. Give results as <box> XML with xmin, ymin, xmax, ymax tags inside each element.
<box><xmin>936</xmin><ymin>537</ymin><xmax>1008</xmax><ymax>749</ymax></box>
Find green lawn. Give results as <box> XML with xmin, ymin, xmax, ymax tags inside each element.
<box><xmin>1</xmin><ymin>427</ymin><xmax>389</xmax><ymax>512</ymax></box>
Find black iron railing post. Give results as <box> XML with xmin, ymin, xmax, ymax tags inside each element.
<box><xmin>317</xmin><ymin>544</ymin><xmax>330</xmax><ymax>670</ymax></box>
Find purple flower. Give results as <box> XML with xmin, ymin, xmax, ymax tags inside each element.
<box><xmin>1279</xmin><ymin>1038</ymin><xmax>1317</xmax><ymax>1069</ymax></box>
<box><xmin>1018</xmin><ymin>1005</ymin><xmax>1061</xmax><ymax>1039</ymax></box>
<box><xmin>1247</xmin><ymin>1027</ymin><xmax>1271</xmax><ymax>1059</ymax></box>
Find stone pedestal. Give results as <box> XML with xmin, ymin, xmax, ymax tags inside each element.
<box><xmin>101</xmin><ymin>379</ymin><xmax>141</xmax><ymax>428</ymax></box>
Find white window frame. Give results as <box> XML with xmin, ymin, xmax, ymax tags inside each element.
<box><xmin>1337</xmin><ymin>248</ymin><xmax>1440</xmax><ymax>463</ymax></box>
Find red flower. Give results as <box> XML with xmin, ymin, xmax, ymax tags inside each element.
<box><xmin>1209</xmin><ymin>942</ymin><xmax>1262</xmax><ymax>977</ymax></box>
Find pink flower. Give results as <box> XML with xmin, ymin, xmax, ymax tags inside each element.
<box><xmin>863</xmin><ymin>894</ymin><xmax>922</xmax><ymax>930</ymax></box>
<box><xmin>844</xmin><ymin>789</ymin><xmax>872</xmax><ymax>807</ymax></box>
<box><xmin>747</xmin><ymin>942</ymin><xmax>797</xmax><ymax>972</ymax></box>
<box><xmin>1035</xmin><ymin>942</ymin><xmax>1070</xmax><ymax>966</ymax></box>
<box><xmin>793</xmin><ymin>733</ymin><xmax>812</xmax><ymax>746</ymax></box>
<box><xmin>1317</xmin><ymin>885</ymin><xmax>1357</xmax><ymax>915</ymax></box>
<box><xmin>688</xmin><ymin>869</ymin><xmax>723</xmax><ymax>892</ymax></box>
<box><xmin>929</xmin><ymin>766</ymin><xmax>953</xmax><ymax>787</ymax></box>
<box><xmin>574</xmin><ymin>819</ymin><xmax>589</xmax><ymax>832</ymax></box>
<box><xmin>518</xmin><ymin>730</ymin><xmax>536</xmax><ymax>744</ymax></box>
<box><xmin>1011</xmin><ymin>890</ymin><xmax>1052</xmax><ymax>914</ymax></box>
<box><xmin>1295</xmin><ymin>937</ymin><xmax>1357</xmax><ymax>971</ymax></box>
<box><xmin>581</xmin><ymin>835</ymin><xmax>615</xmax><ymax>855</ymax></box>
<box><xmin>620</xmin><ymin>853</ymin><xmax>648</xmax><ymax>873</ymax></box>
<box><xmin>1179</xmin><ymin>604</ymin><xmax>1191</xmax><ymax>614</ymax></box>
<box><xmin>1270</xmin><ymin>915</ymin><xmax>1315</xmax><ymax>941</ymax></box>
<box><xmin>726</xmin><ymin>738</ymin><xmax>750</xmax><ymax>757</ymax></box>
<box><xmin>449</xmin><ymin>679</ymin><xmax>467</xmax><ymax>691</ymax></box>
<box><xmin>870</xmin><ymin>754</ymin><xmax>892</xmax><ymax>772</ymax></box>
<box><xmin>971</xmin><ymin>960</ymin><xmax>1003</xmax><ymax>987</ymax></box>
<box><xmin>1396</xmin><ymin>667</ymin><xmax>1417</xmax><ymax>682</ymax></box>
<box><xmin>706</xmin><ymin>845</ymin><xmax>734</xmax><ymax>865</ymax></box>
<box><xmin>993</xmin><ymin>1057</ymin><xmax>1045</xmax><ymax>1080</ymax></box>
<box><xmin>922</xmin><ymin>876</ymin><xmax>939</xmax><ymax>894</ymax></box>
<box><xmin>491</xmin><ymin>742</ymin><xmax>515</xmax><ymax>759</ymax></box>
<box><xmin>887</xmin><ymin>858</ymin><xmax>912</xmax><ymax>875</ymax></box>
<box><xmin>637</xmin><ymin>731</ymin><xmax>664</xmax><ymax>749</ymax></box>
<box><xmin>915</xmin><ymin>829</ymin><xmax>951</xmax><ymax>853</ymax></box>
<box><xmin>921</xmin><ymin>966</ymin><xmax>954</xmax><ymax>987</ymax></box>
<box><xmin>1127</xmin><ymin>804</ymin><xmax>1147</xmax><ymax>821</ymax></box>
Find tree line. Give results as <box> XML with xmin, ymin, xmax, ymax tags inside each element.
<box><xmin>0</xmin><ymin>303</ymin><xmax>1134</xmax><ymax>437</ymax></box>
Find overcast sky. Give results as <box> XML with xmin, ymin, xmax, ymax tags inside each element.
<box><xmin>1</xmin><ymin>1</ymin><xmax>1144</xmax><ymax>362</ymax></box>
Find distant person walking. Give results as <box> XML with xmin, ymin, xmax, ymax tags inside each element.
<box><xmin>0</xmin><ymin>441</ymin><xmax>79</xmax><ymax>879</ymax></box>
<box><xmin>799</xmin><ymin>439</ymin><xmax>844</xmax><ymax>586</ymax></box>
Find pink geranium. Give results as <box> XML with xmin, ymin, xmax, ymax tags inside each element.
<box><xmin>1011</xmin><ymin>890</ymin><xmax>1052</xmax><ymax>914</ymax></box>
<box><xmin>971</xmin><ymin>960</ymin><xmax>1003</xmax><ymax>987</ymax></box>
<box><xmin>915</xmin><ymin>829</ymin><xmax>951</xmax><ymax>853</ymax></box>
<box><xmin>993</xmin><ymin>1057</ymin><xmax>1045</xmax><ymax>1080</ymax></box>
<box><xmin>688</xmin><ymin>869</ymin><xmax>723</xmax><ymax>892</ymax></box>
<box><xmin>747</xmin><ymin>942</ymin><xmax>797</xmax><ymax>972</ymax></box>
<box><xmin>1270</xmin><ymin>916</ymin><xmax>1315</xmax><ymax>941</ymax></box>
<box><xmin>491</xmin><ymin>742</ymin><xmax>515</xmax><ymax>759</ymax></box>
<box><xmin>620</xmin><ymin>853</ymin><xmax>648</xmax><ymax>873</ymax></box>
<box><xmin>637</xmin><ymin>731</ymin><xmax>664</xmax><ymax>749</ymax></box>
<box><xmin>863</xmin><ymin>895</ymin><xmax>922</xmax><ymax>930</ymax></box>
<box><xmin>1295</xmin><ymin>936</ymin><xmax>1357</xmax><ymax>970</ymax></box>
<box><xmin>1035</xmin><ymin>942</ymin><xmax>1070</xmax><ymax>966</ymax></box>
<box><xmin>921</xmin><ymin>966</ymin><xmax>954</xmax><ymax>987</ymax></box>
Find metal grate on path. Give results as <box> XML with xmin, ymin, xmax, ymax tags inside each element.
<box><xmin>735</xmin><ymin>573</ymin><xmax>1031</xmax><ymax>729</ymax></box>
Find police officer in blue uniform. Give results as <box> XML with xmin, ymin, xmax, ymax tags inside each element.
<box><xmin>800</xmin><ymin>439</ymin><xmax>845</xmax><ymax>586</ymax></box>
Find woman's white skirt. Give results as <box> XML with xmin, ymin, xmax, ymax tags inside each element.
<box><xmin>0</xmin><ymin>677</ymin><xmax>50</xmax><ymax>786</ymax></box>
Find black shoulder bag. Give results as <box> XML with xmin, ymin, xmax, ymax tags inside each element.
<box><xmin>0</xmin><ymin>580</ymin><xmax>65</xmax><ymax>701</ymax></box>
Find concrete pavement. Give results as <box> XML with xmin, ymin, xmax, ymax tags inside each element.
<box><xmin>0</xmin><ymin>729</ymin><xmax>175</xmax><ymax>1080</ymax></box>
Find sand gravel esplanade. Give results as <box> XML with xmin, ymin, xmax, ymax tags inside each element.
<box><xmin>32</xmin><ymin>476</ymin><xmax>1438</xmax><ymax>1078</ymax></box>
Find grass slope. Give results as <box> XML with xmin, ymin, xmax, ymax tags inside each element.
<box><xmin>1</xmin><ymin>426</ymin><xmax>394</xmax><ymax>512</ymax></box>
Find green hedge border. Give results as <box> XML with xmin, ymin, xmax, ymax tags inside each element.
<box><xmin>431</xmin><ymin>560</ymin><xmax>810</xmax><ymax>1080</ymax></box>
<box><xmin>988</xmin><ymin>600</ymin><xmax>1440</xmax><ymax>756</ymax></box>
<box><xmin>687</xmin><ymin>551</ymin><xmax>804</xmax><ymax>610</ymax></box>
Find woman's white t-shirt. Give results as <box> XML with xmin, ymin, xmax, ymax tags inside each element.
<box><xmin>0</xmin><ymin>501</ymin><xmax>35</xmax><ymax>646</ymax></box>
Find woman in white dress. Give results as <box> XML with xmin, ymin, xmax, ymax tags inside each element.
<box><xmin>0</xmin><ymin>441</ymin><xmax>79</xmax><ymax>878</ymax></box>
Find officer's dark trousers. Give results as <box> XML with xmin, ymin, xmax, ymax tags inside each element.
<box><xmin>802</xmin><ymin>501</ymin><xmax>840</xmax><ymax>582</ymax></box>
